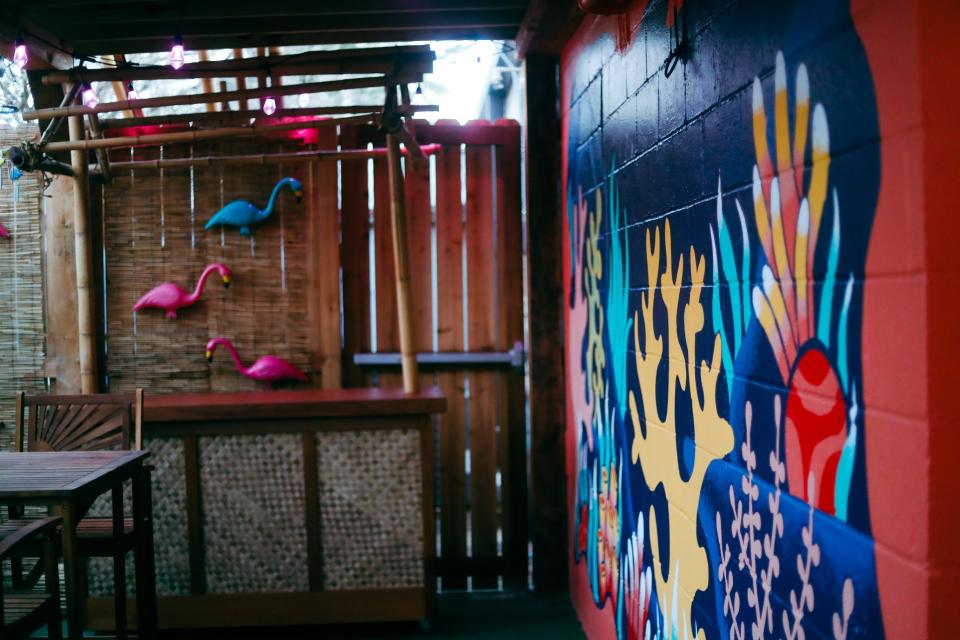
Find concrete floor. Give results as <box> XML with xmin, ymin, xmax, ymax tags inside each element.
<box><xmin>154</xmin><ymin>592</ymin><xmax>585</xmax><ymax>640</ymax></box>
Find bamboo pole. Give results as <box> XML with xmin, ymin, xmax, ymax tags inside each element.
<box><xmin>198</xmin><ymin>50</ymin><xmax>217</xmax><ymax>112</ymax></box>
<box><xmin>68</xmin><ymin>115</ymin><xmax>97</xmax><ymax>393</ymax></box>
<box><xmin>98</xmin><ymin>104</ymin><xmax>438</xmax><ymax>130</ymax></box>
<box><xmin>86</xmin><ymin>112</ymin><xmax>111</xmax><ymax>182</ymax></box>
<box><xmin>40</xmin><ymin>45</ymin><xmax>434</xmax><ymax>85</ymax></box>
<box><xmin>22</xmin><ymin>74</ymin><xmax>419</xmax><ymax>121</ymax></box>
<box><xmin>94</xmin><ymin>144</ymin><xmax>442</xmax><ymax>172</ymax></box>
<box><xmin>386</xmin><ymin>132</ymin><xmax>420</xmax><ymax>393</ymax></box>
<box><xmin>41</xmin><ymin>113</ymin><xmax>377</xmax><ymax>152</ymax></box>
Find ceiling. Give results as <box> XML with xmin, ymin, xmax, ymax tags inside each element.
<box><xmin>8</xmin><ymin>1</ymin><xmax>530</xmax><ymax>56</ymax></box>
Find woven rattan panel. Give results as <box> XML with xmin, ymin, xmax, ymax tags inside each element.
<box><xmin>0</xmin><ymin>125</ymin><xmax>45</xmax><ymax>451</ymax></box>
<box><xmin>87</xmin><ymin>437</ymin><xmax>190</xmax><ymax>596</ymax></box>
<box><xmin>103</xmin><ymin>139</ymin><xmax>311</xmax><ymax>393</ymax></box>
<box><xmin>318</xmin><ymin>429</ymin><xmax>424</xmax><ymax>589</ymax></box>
<box><xmin>200</xmin><ymin>433</ymin><xmax>308</xmax><ymax>593</ymax></box>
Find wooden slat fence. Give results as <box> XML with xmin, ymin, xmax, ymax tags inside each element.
<box><xmin>339</xmin><ymin>120</ymin><xmax>527</xmax><ymax>591</ymax></box>
<box><xmin>96</xmin><ymin>118</ymin><xmax>527</xmax><ymax>591</ymax></box>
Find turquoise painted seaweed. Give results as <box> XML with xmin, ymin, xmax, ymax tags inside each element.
<box><xmin>605</xmin><ymin>166</ymin><xmax>633</xmax><ymax>419</ymax></box>
<box><xmin>709</xmin><ymin>175</ymin><xmax>752</xmax><ymax>396</ymax></box>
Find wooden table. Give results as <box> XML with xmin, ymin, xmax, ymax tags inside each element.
<box><xmin>0</xmin><ymin>450</ymin><xmax>156</xmax><ymax>640</ymax></box>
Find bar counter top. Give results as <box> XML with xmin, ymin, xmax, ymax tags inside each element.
<box><xmin>144</xmin><ymin>386</ymin><xmax>446</xmax><ymax>422</ymax></box>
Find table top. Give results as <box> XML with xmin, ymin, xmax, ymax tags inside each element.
<box><xmin>145</xmin><ymin>386</ymin><xmax>447</xmax><ymax>422</ymax></box>
<box><xmin>0</xmin><ymin>450</ymin><xmax>150</xmax><ymax>500</ymax></box>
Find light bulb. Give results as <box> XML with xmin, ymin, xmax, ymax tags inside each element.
<box><xmin>82</xmin><ymin>84</ymin><xmax>98</xmax><ymax>109</ymax></box>
<box><xmin>263</xmin><ymin>96</ymin><xmax>277</xmax><ymax>116</ymax></box>
<box><xmin>12</xmin><ymin>38</ymin><xmax>27</xmax><ymax>70</ymax></box>
<box><xmin>170</xmin><ymin>35</ymin><xmax>185</xmax><ymax>70</ymax></box>
<box><xmin>297</xmin><ymin>93</ymin><xmax>309</xmax><ymax>108</ymax></box>
<box><xmin>127</xmin><ymin>82</ymin><xmax>139</xmax><ymax>101</ymax></box>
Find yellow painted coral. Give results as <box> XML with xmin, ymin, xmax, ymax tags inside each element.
<box><xmin>628</xmin><ymin>220</ymin><xmax>734</xmax><ymax>640</ymax></box>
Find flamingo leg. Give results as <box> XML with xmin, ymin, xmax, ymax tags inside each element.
<box><xmin>166</xmin><ymin>310</ymin><xmax>177</xmax><ymax>320</ymax></box>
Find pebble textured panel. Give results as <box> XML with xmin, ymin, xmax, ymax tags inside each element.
<box><xmin>87</xmin><ymin>437</ymin><xmax>190</xmax><ymax>596</ymax></box>
<box><xmin>200</xmin><ymin>433</ymin><xmax>308</xmax><ymax>593</ymax></box>
<box><xmin>318</xmin><ymin>429</ymin><xmax>424</xmax><ymax>589</ymax></box>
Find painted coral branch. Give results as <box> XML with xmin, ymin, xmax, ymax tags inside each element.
<box><xmin>832</xmin><ymin>578</ymin><xmax>855</xmax><ymax>640</ymax></box>
<box><xmin>783</xmin><ymin>508</ymin><xmax>821</xmax><ymax>640</ymax></box>
<box><xmin>717</xmin><ymin>396</ymin><xmax>785</xmax><ymax>640</ymax></box>
<box><xmin>627</xmin><ymin>220</ymin><xmax>734</xmax><ymax>640</ymax></box>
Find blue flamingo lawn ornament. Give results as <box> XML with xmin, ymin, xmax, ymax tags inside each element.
<box><xmin>205</xmin><ymin>177</ymin><xmax>304</xmax><ymax>236</ymax></box>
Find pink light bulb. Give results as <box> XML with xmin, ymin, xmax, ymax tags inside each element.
<box><xmin>82</xmin><ymin>85</ymin><xmax>98</xmax><ymax>109</ymax></box>
<box><xmin>297</xmin><ymin>93</ymin><xmax>309</xmax><ymax>108</ymax></box>
<box><xmin>170</xmin><ymin>35</ymin><xmax>185</xmax><ymax>70</ymax></box>
<box><xmin>127</xmin><ymin>83</ymin><xmax>139</xmax><ymax>101</ymax></box>
<box><xmin>263</xmin><ymin>96</ymin><xmax>277</xmax><ymax>116</ymax></box>
<box><xmin>12</xmin><ymin>40</ymin><xmax>27</xmax><ymax>70</ymax></box>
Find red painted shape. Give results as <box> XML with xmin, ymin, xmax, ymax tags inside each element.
<box><xmin>784</xmin><ymin>348</ymin><xmax>847</xmax><ymax>514</ymax></box>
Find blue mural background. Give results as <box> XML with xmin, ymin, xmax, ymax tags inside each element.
<box><xmin>566</xmin><ymin>0</ymin><xmax>884</xmax><ymax>638</ymax></box>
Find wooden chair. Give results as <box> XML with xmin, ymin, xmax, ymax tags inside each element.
<box><xmin>0</xmin><ymin>516</ymin><xmax>62</xmax><ymax>639</ymax></box>
<box><xmin>8</xmin><ymin>390</ymin><xmax>149</xmax><ymax>637</ymax></box>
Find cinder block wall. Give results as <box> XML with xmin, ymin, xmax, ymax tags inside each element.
<box><xmin>560</xmin><ymin>0</ymin><xmax>958</xmax><ymax>637</ymax></box>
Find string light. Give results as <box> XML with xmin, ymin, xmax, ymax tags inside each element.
<box><xmin>127</xmin><ymin>82</ymin><xmax>139</xmax><ymax>101</ymax></box>
<box><xmin>12</xmin><ymin>36</ymin><xmax>27</xmax><ymax>70</ymax></box>
<box><xmin>82</xmin><ymin>84</ymin><xmax>98</xmax><ymax>109</ymax></box>
<box><xmin>170</xmin><ymin>34</ymin><xmax>185</xmax><ymax>70</ymax></box>
<box><xmin>263</xmin><ymin>96</ymin><xmax>277</xmax><ymax>116</ymax></box>
<box><xmin>297</xmin><ymin>93</ymin><xmax>309</xmax><ymax>108</ymax></box>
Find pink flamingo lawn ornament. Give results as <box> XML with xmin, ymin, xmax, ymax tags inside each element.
<box><xmin>0</xmin><ymin>222</ymin><xmax>9</xmax><ymax>238</ymax></box>
<box><xmin>205</xmin><ymin>337</ymin><xmax>309</xmax><ymax>386</ymax></box>
<box><xmin>133</xmin><ymin>262</ymin><xmax>232</xmax><ymax>319</ymax></box>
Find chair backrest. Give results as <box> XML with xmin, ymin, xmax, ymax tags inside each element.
<box><xmin>14</xmin><ymin>389</ymin><xmax>143</xmax><ymax>453</ymax></box>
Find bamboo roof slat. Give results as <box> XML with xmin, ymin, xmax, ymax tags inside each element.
<box><xmin>23</xmin><ymin>74</ymin><xmax>420</xmax><ymax>121</ymax></box>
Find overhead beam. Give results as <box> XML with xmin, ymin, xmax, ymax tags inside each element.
<box><xmin>516</xmin><ymin>0</ymin><xmax>583</xmax><ymax>57</ymax></box>
<box><xmin>49</xmin><ymin>8</ymin><xmax>523</xmax><ymax>40</ymax></box>
<box><xmin>25</xmin><ymin>0</ymin><xmax>526</xmax><ymax>20</ymax></box>
<box><xmin>40</xmin><ymin>113</ymin><xmax>378</xmax><ymax>152</ymax></box>
<box><xmin>99</xmin><ymin>104</ymin><xmax>439</xmax><ymax>130</ymax></box>
<box><xmin>54</xmin><ymin>26</ymin><xmax>517</xmax><ymax>55</ymax></box>
<box><xmin>23</xmin><ymin>74</ymin><xmax>418</xmax><ymax>120</ymax></box>
<box><xmin>41</xmin><ymin>45</ymin><xmax>435</xmax><ymax>85</ymax></box>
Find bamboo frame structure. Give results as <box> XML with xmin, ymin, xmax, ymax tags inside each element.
<box><xmin>68</xmin><ymin>115</ymin><xmax>98</xmax><ymax>393</ymax></box>
<box><xmin>40</xmin><ymin>45</ymin><xmax>435</xmax><ymax>85</ymax></box>
<box><xmin>98</xmin><ymin>104</ymin><xmax>438</xmax><ymax>130</ymax></box>
<box><xmin>41</xmin><ymin>113</ymin><xmax>377</xmax><ymax>152</ymax></box>
<box><xmin>86</xmin><ymin>112</ymin><xmax>111</xmax><ymax>182</ymax></box>
<box><xmin>386</xmin><ymin>132</ymin><xmax>420</xmax><ymax>393</ymax></box>
<box><xmin>95</xmin><ymin>144</ymin><xmax>442</xmax><ymax>172</ymax></box>
<box><xmin>23</xmin><ymin>74</ymin><xmax>420</xmax><ymax>121</ymax></box>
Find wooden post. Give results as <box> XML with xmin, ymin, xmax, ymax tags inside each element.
<box><xmin>68</xmin><ymin>115</ymin><xmax>98</xmax><ymax>393</ymax></box>
<box><xmin>385</xmin><ymin>133</ymin><xmax>419</xmax><ymax>393</ymax></box>
<box><xmin>524</xmin><ymin>53</ymin><xmax>567</xmax><ymax>592</ymax></box>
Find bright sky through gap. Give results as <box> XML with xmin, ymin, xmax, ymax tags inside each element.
<box><xmin>421</xmin><ymin>40</ymin><xmax>500</xmax><ymax>124</ymax></box>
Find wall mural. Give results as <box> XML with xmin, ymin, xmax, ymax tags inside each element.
<box><xmin>565</xmin><ymin>1</ymin><xmax>883</xmax><ymax>638</ymax></box>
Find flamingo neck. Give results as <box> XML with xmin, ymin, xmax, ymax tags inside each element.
<box><xmin>213</xmin><ymin>339</ymin><xmax>247</xmax><ymax>373</ymax></box>
<box><xmin>188</xmin><ymin>264</ymin><xmax>219</xmax><ymax>303</ymax></box>
<box><xmin>259</xmin><ymin>178</ymin><xmax>292</xmax><ymax>221</ymax></box>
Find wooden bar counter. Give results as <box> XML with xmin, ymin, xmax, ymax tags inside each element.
<box><xmin>87</xmin><ymin>387</ymin><xmax>445</xmax><ymax>631</ymax></box>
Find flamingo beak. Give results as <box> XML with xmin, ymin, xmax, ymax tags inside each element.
<box><xmin>205</xmin><ymin>350</ymin><xmax>213</xmax><ymax>362</ymax></box>
<box><xmin>294</xmin><ymin>190</ymin><xmax>304</xmax><ymax>204</ymax></box>
<box><xmin>222</xmin><ymin>275</ymin><xmax>230</xmax><ymax>288</ymax></box>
